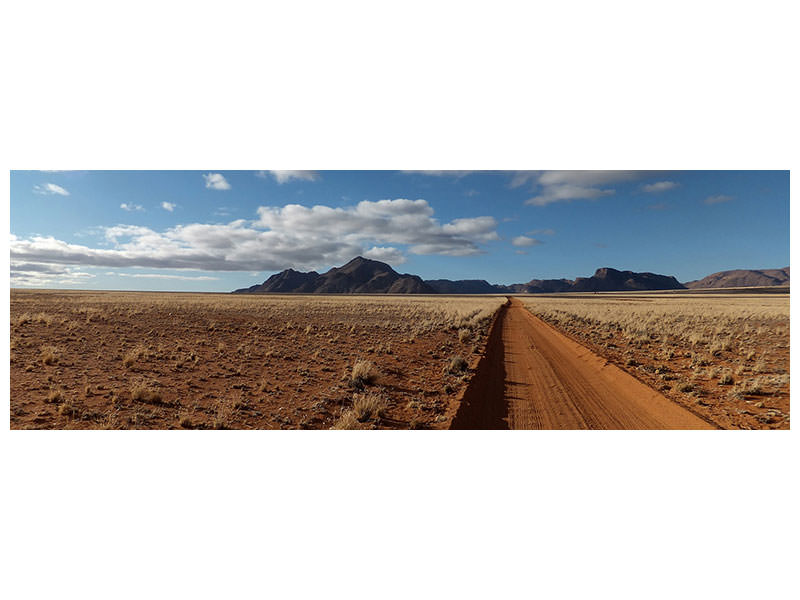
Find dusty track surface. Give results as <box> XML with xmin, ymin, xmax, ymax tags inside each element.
<box><xmin>452</xmin><ymin>298</ymin><xmax>715</xmax><ymax>429</ymax></box>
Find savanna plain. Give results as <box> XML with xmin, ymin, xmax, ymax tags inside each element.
<box><xmin>9</xmin><ymin>289</ymin><xmax>789</xmax><ymax>430</ymax></box>
<box><xmin>10</xmin><ymin>290</ymin><xmax>502</xmax><ymax>430</ymax></box>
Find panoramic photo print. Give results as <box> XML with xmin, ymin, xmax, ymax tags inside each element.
<box><xmin>9</xmin><ymin>170</ymin><xmax>790</xmax><ymax>430</ymax></box>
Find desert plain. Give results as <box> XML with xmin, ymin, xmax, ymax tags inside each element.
<box><xmin>9</xmin><ymin>289</ymin><xmax>789</xmax><ymax>430</ymax></box>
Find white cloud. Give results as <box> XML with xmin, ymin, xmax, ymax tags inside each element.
<box><xmin>11</xmin><ymin>260</ymin><xmax>94</xmax><ymax>287</ymax></box>
<box><xmin>120</xmin><ymin>203</ymin><xmax>144</xmax><ymax>212</ymax></box>
<box><xmin>705</xmin><ymin>194</ymin><xmax>733</xmax><ymax>205</ymax></box>
<box><xmin>641</xmin><ymin>181</ymin><xmax>679</xmax><ymax>193</ymax></box>
<box><xmin>255</xmin><ymin>199</ymin><xmax>498</xmax><ymax>256</ymax></box>
<box><xmin>509</xmin><ymin>172</ymin><xmax>539</xmax><ymax>188</ymax></box>
<box><xmin>261</xmin><ymin>170</ymin><xmax>320</xmax><ymax>184</ymax></box>
<box><xmin>10</xmin><ymin>198</ymin><xmax>499</xmax><ymax>273</ymax></box>
<box><xmin>108</xmin><ymin>272</ymin><xmax>219</xmax><ymax>281</ymax></box>
<box><xmin>520</xmin><ymin>171</ymin><xmax>663</xmax><ymax>206</ymax></box>
<box><xmin>527</xmin><ymin>228</ymin><xmax>555</xmax><ymax>235</ymax></box>
<box><xmin>161</xmin><ymin>201</ymin><xmax>176</xmax><ymax>212</ymax></box>
<box><xmin>203</xmin><ymin>173</ymin><xmax>231</xmax><ymax>190</ymax></box>
<box><xmin>33</xmin><ymin>183</ymin><xmax>70</xmax><ymax>196</ymax></box>
<box><xmin>537</xmin><ymin>171</ymin><xmax>647</xmax><ymax>186</ymax></box>
<box><xmin>363</xmin><ymin>246</ymin><xmax>406</xmax><ymax>265</ymax></box>
<box><xmin>511</xmin><ymin>235</ymin><xmax>543</xmax><ymax>247</ymax></box>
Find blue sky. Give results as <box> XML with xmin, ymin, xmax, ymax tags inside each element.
<box><xmin>9</xmin><ymin>170</ymin><xmax>789</xmax><ymax>291</ymax></box>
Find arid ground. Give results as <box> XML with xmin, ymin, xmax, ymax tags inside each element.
<box><xmin>9</xmin><ymin>289</ymin><xmax>789</xmax><ymax>430</ymax></box>
<box><xmin>522</xmin><ymin>293</ymin><xmax>790</xmax><ymax>429</ymax></box>
<box><xmin>9</xmin><ymin>290</ymin><xmax>504</xmax><ymax>429</ymax></box>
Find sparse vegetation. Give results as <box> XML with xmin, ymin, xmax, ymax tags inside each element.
<box><xmin>523</xmin><ymin>293</ymin><xmax>789</xmax><ymax>430</ymax></box>
<box><xmin>446</xmin><ymin>355</ymin><xmax>468</xmax><ymax>374</ymax></box>
<box><xmin>46</xmin><ymin>386</ymin><xmax>63</xmax><ymax>403</ymax></box>
<box><xmin>123</xmin><ymin>346</ymin><xmax>145</xmax><ymax>368</ymax></box>
<box><xmin>11</xmin><ymin>289</ymin><xmax>505</xmax><ymax>430</ymax></box>
<box><xmin>41</xmin><ymin>346</ymin><xmax>58</xmax><ymax>365</ymax></box>
<box><xmin>352</xmin><ymin>391</ymin><xmax>388</xmax><ymax>422</ymax></box>
<box><xmin>130</xmin><ymin>379</ymin><xmax>162</xmax><ymax>403</ymax></box>
<box><xmin>331</xmin><ymin>410</ymin><xmax>361</xmax><ymax>430</ymax></box>
<box><xmin>351</xmin><ymin>360</ymin><xmax>380</xmax><ymax>387</ymax></box>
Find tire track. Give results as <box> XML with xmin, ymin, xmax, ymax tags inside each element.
<box><xmin>451</xmin><ymin>298</ymin><xmax>715</xmax><ymax>430</ymax></box>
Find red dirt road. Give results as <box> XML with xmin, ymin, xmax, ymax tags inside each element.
<box><xmin>452</xmin><ymin>298</ymin><xmax>715</xmax><ymax>429</ymax></box>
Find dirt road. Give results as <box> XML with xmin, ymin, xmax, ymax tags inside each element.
<box><xmin>451</xmin><ymin>298</ymin><xmax>715</xmax><ymax>430</ymax></box>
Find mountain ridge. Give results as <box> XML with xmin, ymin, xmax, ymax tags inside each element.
<box><xmin>233</xmin><ymin>258</ymin><xmax>711</xmax><ymax>294</ymax></box>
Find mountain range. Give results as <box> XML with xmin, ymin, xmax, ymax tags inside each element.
<box><xmin>234</xmin><ymin>257</ymin><xmax>787</xmax><ymax>294</ymax></box>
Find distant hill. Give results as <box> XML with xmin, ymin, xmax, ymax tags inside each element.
<box><xmin>235</xmin><ymin>260</ymin><xmax>687</xmax><ymax>295</ymax></box>
<box><xmin>509</xmin><ymin>278</ymin><xmax>575</xmax><ymax>294</ymax></box>
<box><xmin>685</xmin><ymin>267</ymin><xmax>790</xmax><ymax>289</ymax></box>
<box><xmin>234</xmin><ymin>257</ymin><xmax>435</xmax><ymax>294</ymax></box>
<box><xmin>425</xmin><ymin>279</ymin><xmax>505</xmax><ymax>294</ymax></box>
<box><xmin>571</xmin><ymin>268</ymin><xmax>685</xmax><ymax>292</ymax></box>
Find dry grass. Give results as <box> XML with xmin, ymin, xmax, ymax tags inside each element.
<box><xmin>130</xmin><ymin>379</ymin><xmax>162</xmax><ymax>403</ymax></box>
<box><xmin>523</xmin><ymin>294</ymin><xmax>788</xmax><ymax>354</ymax></box>
<box><xmin>11</xmin><ymin>290</ymin><xmax>507</xmax><ymax>430</ymax></box>
<box><xmin>331</xmin><ymin>410</ymin><xmax>361</xmax><ymax>430</ymax></box>
<box><xmin>40</xmin><ymin>346</ymin><xmax>58</xmax><ymax>365</ymax></box>
<box><xmin>123</xmin><ymin>346</ymin><xmax>146</xmax><ymax>368</ymax></box>
<box><xmin>351</xmin><ymin>360</ymin><xmax>380</xmax><ymax>387</ymax></box>
<box><xmin>45</xmin><ymin>386</ymin><xmax>63</xmax><ymax>403</ymax></box>
<box><xmin>446</xmin><ymin>355</ymin><xmax>468</xmax><ymax>374</ymax></box>
<box><xmin>522</xmin><ymin>293</ymin><xmax>789</xmax><ymax>429</ymax></box>
<box><xmin>718</xmin><ymin>370</ymin><xmax>734</xmax><ymax>386</ymax></box>
<box><xmin>352</xmin><ymin>390</ymin><xmax>388</xmax><ymax>422</ymax></box>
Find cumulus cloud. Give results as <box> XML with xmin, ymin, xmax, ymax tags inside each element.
<box><xmin>641</xmin><ymin>181</ymin><xmax>679</xmax><ymax>193</ymax></box>
<box><xmin>120</xmin><ymin>203</ymin><xmax>144</xmax><ymax>212</ymax></box>
<box><xmin>33</xmin><ymin>183</ymin><xmax>70</xmax><ymax>196</ymax></box>
<box><xmin>10</xmin><ymin>199</ymin><xmax>499</xmax><ymax>274</ymax></box>
<box><xmin>255</xmin><ymin>199</ymin><xmax>498</xmax><ymax>256</ymax></box>
<box><xmin>203</xmin><ymin>173</ymin><xmax>231</xmax><ymax>190</ymax></box>
<box><xmin>161</xmin><ymin>201</ymin><xmax>176</xmax><ymax>212</ymax></box>
<box><xmin>705</xmin><ymin>194</ymin><xmax>733</xmax><ymax>205</ymax></box>
<box><xmin>511</xmin><ymin>235</ymin><xmax>543</xmax><ymax>247</ymax></box>
<box><xmin>261</xmin><ymin>170</ymin><xmax>320</xmax><ymax>184</ymax></box>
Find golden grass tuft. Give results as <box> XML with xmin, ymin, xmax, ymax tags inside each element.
<box><xmin>123</xmin><ymin>346</ymin><xmax>146</xmax><ymax>368</ymax></box>
<box><xmin>331</xmin><ymin>410</ymin><xmax>361</xmax><ymax>430</ymax></box>
<box><xmin>351</xmin><ymin>360</ymin><xmax>379</xmax><ymax>387</ymax></box>
<box><xmin>45</xmin><ymin>386</ymin><xmax>63</xmax><ymax>403</ymax></box>
<box><xmin>41</xmin><ymin>346</ymin><xmax>58</xmax><ymax>366</ymax></box>
<box><xmin>352</xmin><ymin>390</ymin><xmax>388</xmax><ymax>422</ymax></box>
<box><xmin>130</xmin><ymin>379</ymin><xmax>162</xmax><ymax>403</ymax></box>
